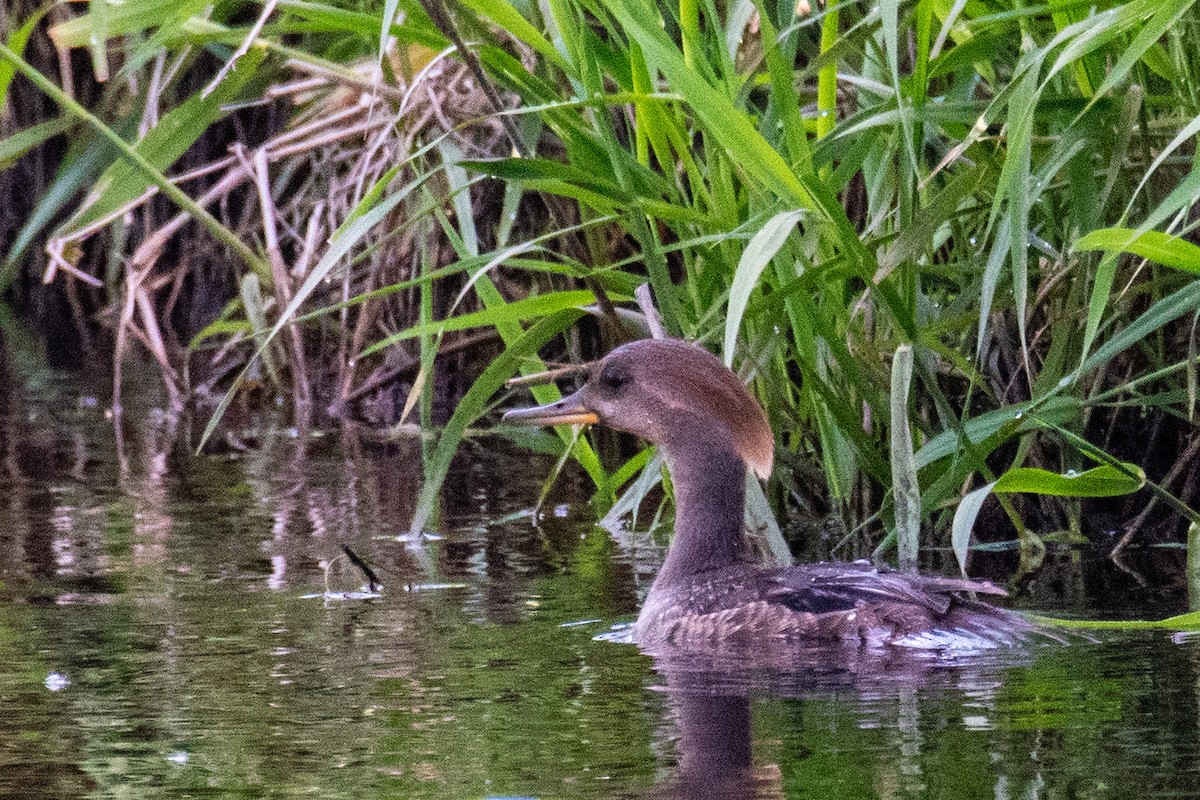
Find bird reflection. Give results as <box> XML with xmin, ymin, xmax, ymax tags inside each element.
<box><xmin>650</xmin><ymin>645</ymin><xmax>1025</xmax><ymax>800</ymax></box>
<box><xmin>667</xmin><ymin>690</ymin><xmax>770</xmax><ymax>800</ymax></box>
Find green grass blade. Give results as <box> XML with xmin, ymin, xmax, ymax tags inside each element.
<box><xmin>1030</xmin><ymin>610</ymin><xmax>1200</xmax><ymax>631</ymax></box>
<box><xmin>0</xmin><ymin>131</ymin><xmax>115</xmax><ymax>287</ymax></box>
<box><xmin>380</xmin><ymin>0</ymin><xmax>403</xmax><ymax>67</ymax></box>
<box><xmin>461</xmin><ymin>0</ymin><xmax>567</xmax><ymax>68</ymax></box>
<box><xmin>63</xmin><ymin>46</ymin><xmax>269</xmax><ymax>237</ymax></box>
<box><xmin>723</xmin><ymin>210</ymin><xmax>803</xmax><ymax>366</ymax></box>
<box><xmin>360</xmin><ymin>290</ymin><xmax>612</xmax><ymax>356</ymax></box>
<box><xmin>439</xmin><ymin>140</ymin><xmax>479</xmax><ymax>258</ymax></box>
<box><xmin>0</xmin><ymin>5</ymin><xmax>50</xmax><ymax>104</ymax></box>
<box><xmin>1081</xmin><ymin>280</ymin><xmax>1200</xmax><ymax>376</ymax></box>
<box><xmin>0</xmin><ymin>41</ymin><xmax>268</xmax><ymax>277</ymax></box>
<box><xmin>952</xmin><ymin>481</ymin><xmax>995</xmax><ymax>577</ymax></box>
<box><xmin>50</xmin><ymin>0</ymin><xmax>200</xmax><ymax>46</ymax></box>
<box><xmin>952</xmin><ymin>464</ymin><xmax>1144</xmax><ymax>577</ymax></box>
<box><xmin>1076</xmin><ymin>0</ymin><xmax>1196</xmax><ymax>121</ymax></box>
<box><xmin>1075</xmin><ymin>228</ymin><xmax>1200</xmax><ymax>276</ymax></box>
<box><xmin>240</xmin><ymin>274</ymin><xmax>282</xmax><ymax>388</ymax></box>
<box><xmin>198</xmin><ymin>167</ymin><xmax>439</xmax><ymax>450</ymax></box>
<box><xmin>992</xmin><ymin>464</ymin><xmax>1146</xmax><ymax>497</ymax></box>
<box><xmin>890</xmin><ymin>345</ymin><xmax>920</xmax><ymax>571</ymax></box>
<box><xmin>0</xmin><ymin>115</ymin><xmax>72</xmax><ymax>168</ymax></box>
<box><xmin>603</xmin><ymin>0</ymin><xmax>813</xmax><ymax>208</ymax></box>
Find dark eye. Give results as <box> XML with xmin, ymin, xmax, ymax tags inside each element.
<box><xmin>598</xmin><ymin>366</ymin><xmax>631</xmax><ymax>394</ymax></box>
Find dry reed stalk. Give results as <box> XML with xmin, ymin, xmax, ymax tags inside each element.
<box><xmin>50</xmin><ymin>75</ymin><xmax>390</xmax><ymax>279</ymax></box>
<box><xmin>201</xmin><ymin>0</ymin><xmax>279</xmax><ymax>99</ymax></box>
<box><xmin>505</xmin><ymin>363</ymin><xmax>593</xmax><ymax>388</ymax></box>
<box><xmin>635</xmin><ymin>284</ymin><xmax>666</xmax><ymax>340</ymax></box>
<box><xmin>113</xmin><ymin>264</ymin><xmax>182</xmax><ymax>413</ymax></box>
<box><xmin>44</xmin><ymin>239</ymin><xmax>104</xmax><ymax>286</ymax></box>
<box><xmin>333</xmin><ymin>329</ymin><xmax>501</xmax><ymax>415</ymax></box>
<box><xmin>124</xmin><ymin>101</ymin><xmax>386</xmax><ymax>271</ymax></box>
<box><xmin>250</xmin><ymin>145</ymin><xmax>313</xmax><ymax>412</ymax></box>
<box><xmin>35</xmin><ymin>24</ymin><xmax>541</xmax><ymax>425</ymax></box>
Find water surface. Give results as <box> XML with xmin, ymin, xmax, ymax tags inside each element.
<box><xmin>1</xmin><ymin>364</ymin><xmax>1198</xmax><ymax>799</ymax></box>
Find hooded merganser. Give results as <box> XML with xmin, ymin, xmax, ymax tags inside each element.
<box><xmin>504</xmin><ymin>338</ymin><xmax>1030</xmax><ymax>651</ymax></box>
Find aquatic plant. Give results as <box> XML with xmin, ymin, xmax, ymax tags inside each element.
<box><xmin>1</xmin><ymin>0</ymin><xmax>1198</xmax><ymax>575</ymax></box>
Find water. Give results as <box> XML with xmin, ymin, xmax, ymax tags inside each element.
<box><xmin>2</xmin><ymin>365</ymin><xmax>1200</xmax><ymax>799</ymax></box>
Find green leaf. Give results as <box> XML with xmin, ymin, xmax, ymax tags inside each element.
<box><xmin>240</xmin><ymin>274</ymin><xmax>282</xmax><ymax>388</ymax></box>
<box><xmin>462</xmin><ymin>157</ymin><xmax>628</xmax><ymax>200</ymax></box>
<box><xmin>458</xmin><ymin>0</ymin><xmax>567</xmax><ymax>69</ymax></box>
<box><xmin>1076</xmin><ymin>0</ymin><xmax>1194</xmax><ymax>120</ymax></box>
<box><xmin>1030</xmin><ymin>610</ymin><xmax>1200</xmax><ymax>631</ymax></box>
<box><xmin>199</xmin><ymin>166</ymin><xmax>441</xmax><ymax>451</ymax></box>
<box><xmin>951</xmin><ymin>464</ymin><xmax>1143</xmax><ymax>576</ymax></box>
<box><xmin>951</xmin><ymin>481</ymin><xmax>995</xmax><ymax>577</ymax></box>
<box><xmin>723</xmin><ymin>209</ymin><xmax>803</xmax><ymax>366</ymax></box>
<box><xmin>915</xmin><ymin>396</ymin><xmax>1080</xmax><ymax>469</ymax></box>
<box><xmin>379</xmin><ymin>0</ymin><xmax>403</xmax><ymax>70</ymax></box>
<box><xmin>1</xmin><ymin>128</ymin><xmax>117</xmax><ymax>287</ymax></box>
<box><xmin>1075</xmin><ymin>227</ymin><xmax>1200</xmax><ymax>275</ymax></box>
<box><xmin>0</xmin><ymin>5</ymin><xmax>50</xmax><ymax>104</ymax></box>
<box><xmin>49</xmin><ymin>0</ymin><xmax>196</xmax><ymax>47</ymax></box>
<box><xmin>63</xmin><ymin>46</ymin><xmax>269</xmax><ymax>236</ymax></box>
<box><xmin>0</xmin><ymin>115</ymin><xmax>72</xmax><ymax>169</ymax></box>
<box><xmin>0</xmin><ymin>40</ymin><xmax>269</xmax><ymax>278</ymax></box>
<box><xmin>991</xmin><ymin>464</ymin><xmax>1145</xmax><ymax>497</ymax></box>
<box><xmin>439</xmin><ymin>140</ymin><xmax>479</xmax><ymax>258</ymax></box>
<box><xmin>1082</xmin><ymin>278</ymin><xmax>1200</xmax><ymax>375</ymax></box>
<box><xmin>601</xmin><ymin>0</ymin><xmax>812</xmax><ymax>209</ymax></box>
<box><xmin>890</xmin><ymin>345</ymin><xmax>920</xmax><ymax>572</ymax></box>
<box><xmin>187</xmin><ymin>319</ymin><xmax>251</xmax><ymax>352</ymax></box>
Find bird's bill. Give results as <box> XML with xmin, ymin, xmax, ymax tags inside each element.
<box><xmin>502</xmin><ymin>391</ymin><xmax>599</xmax><ymax>427</ymax></box>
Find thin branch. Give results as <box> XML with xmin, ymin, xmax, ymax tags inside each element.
<box><xmin>635</xmin><ymin>283</ymin><xmax>666</xmax><ymax>340</ymax></box>
<box><xmin>202</xmin><ymin>0</ymin><xmax>279</xmax><ymax>99</ymax></box>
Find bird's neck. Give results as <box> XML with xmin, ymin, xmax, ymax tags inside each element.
<box><xmin>654</xmin><ymin>432</ymin><xmax>754</xmax><ymax>585</ymax></box>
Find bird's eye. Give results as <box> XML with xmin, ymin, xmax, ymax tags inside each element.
<box><xmin>598</xmin><ymin>367</ymin><xmax>631</xmax><ymax>394</ymax></box>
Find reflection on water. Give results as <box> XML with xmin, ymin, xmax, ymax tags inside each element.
<box><xmin>1</xmin><ymin>361</ymin><xmax>1200</xmax><ymax>799</ymax></box>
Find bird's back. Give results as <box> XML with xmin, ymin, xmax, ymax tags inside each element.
<box><xmin>635</xmin><ymin>560</ymin><xmax>1032</xmax><ymax>652</ymax></box>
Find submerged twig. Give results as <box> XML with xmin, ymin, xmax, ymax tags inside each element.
<box><xmin>340</xmin><ymin>544</ymin><xmax>384</xmax><ymax>592</ymax></box>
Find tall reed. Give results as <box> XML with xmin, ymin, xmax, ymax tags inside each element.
<box><xmin>2</xmin><ymin>0</ymin><xmax>1198</xmax><ymax>570</ymax></box>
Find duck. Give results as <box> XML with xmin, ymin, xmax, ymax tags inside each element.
<box><xmin>503</xmin><ymin>338</ymin><xmax>1032</xmax><ymax>652</ymax></box>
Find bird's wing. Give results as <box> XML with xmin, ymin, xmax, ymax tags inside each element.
<box><xmin>764</xmin><ymin>563</ymin><xmax>1007</xmax><ymax>618</ymax></box>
